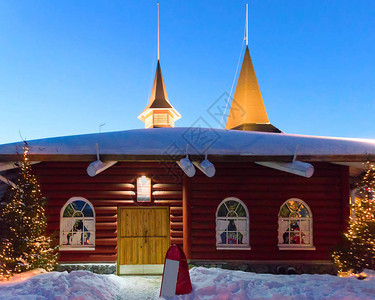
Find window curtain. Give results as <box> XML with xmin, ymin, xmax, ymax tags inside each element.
<box><xmin>61</xmin><ymin>218</ymin><xmax>75</xmax><ymax>245</ymax></box>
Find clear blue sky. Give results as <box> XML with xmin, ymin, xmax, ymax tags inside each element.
<box><xmin>0</xmin><ymin>1</ymin><xmax>374</xmax><ymax>144</ymax></box>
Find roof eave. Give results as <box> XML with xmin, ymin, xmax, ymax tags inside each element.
<box><xmin>0</xmin><ymin>153</ymin><xmax>373</xmax><ymax>163</ymax></box>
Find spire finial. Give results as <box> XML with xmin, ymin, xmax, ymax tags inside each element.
<box><xmin>157</xmin><ymin>2</ymin><xmax>160</xmax><ymax>60</ymax></box>
<box><xmin>245</xmin><ymin>3</ymin><xmax>248</xmax><ymax>46</ymax></box>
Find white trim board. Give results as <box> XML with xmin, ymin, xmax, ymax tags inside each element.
<box><xmin>119</xmin><ymin>264</ymin><xmax>164</xmax><ymax>275</ymax></box>
<box><xmin>278</xmin><ymin>246</ymin><xmax>316</xmax><ymax>251</ymax></box>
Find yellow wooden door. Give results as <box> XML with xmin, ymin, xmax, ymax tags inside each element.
<box><xmin>118</xmin><ymin>207</ymin><xmax>169</xmax><ymax>266</ymax></box>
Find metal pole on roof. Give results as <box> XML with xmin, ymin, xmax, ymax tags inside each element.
<box><xmin>245</xmin><ymin>4</ymin><xmax>248</xmax><ymax>46</ymax></box>
<box><xmin>157</xmin><ymin>3</ymin><xmax>160</xmax><ymax>60</ymax></box>
<box><xmin>99</xmin><ymin>123</ymin><xmax>106</xmax><ymax>133</ymax></box>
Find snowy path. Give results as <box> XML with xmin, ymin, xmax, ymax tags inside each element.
<box><xmin>1</xmin><ymin>267</ymin><xmax>375</xmax><ymax>299</ymax></box>
<box><xmin>112</xmin><ymin>275</ymin><xmax>161</xmax><ymax>300</ymax></box>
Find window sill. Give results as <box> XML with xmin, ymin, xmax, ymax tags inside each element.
<box><xmin>59</xmin><ymin>247</ymin><xmax>96</xmax><ymax>251</ymax></box>
<box><xmin>216</xmin><ymin>246</ymin><xmax>251</xmax><ymax>251</ymax></box>
<box><xmin>278</xmin><ymin>245</ymin><xmax>316</xmax><ymax>251</ymax></box>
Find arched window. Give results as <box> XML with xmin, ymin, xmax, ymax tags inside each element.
<box><xmin>216</xmin><ymin>197</ymin><xmax>250</xmax><ymax>250</ymax></box>
<box><xmin>60</xmin><ymin>197</ymin><xmax>95</xmax><ymax>250</ymax></box>
<box><xmin>278</xmin><ymin>198</ymin><xmax>315</xmax><ymax>250</ymax></box>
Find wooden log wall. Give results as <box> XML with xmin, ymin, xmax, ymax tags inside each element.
<box><xmin>33</xmin><ymin>162</ymin><xmax>183</xmax><ymax>263</ymax></box>
<box><xmin>189</xmin><ymin>162</ymin><xmax>350</xmax><ymax>261</ymax></box>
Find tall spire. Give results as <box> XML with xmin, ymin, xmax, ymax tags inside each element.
<box><xmin>225</xmin><ymin>4</ymin><xmax>280</xmax><ymax>133</ymax></box>
<box><xmin>138</xmin><ymin>3</ymin><xmax>181</xmax><ymax>128</ymax></box>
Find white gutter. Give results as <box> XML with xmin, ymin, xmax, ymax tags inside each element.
<box><xmin>87</xmin><ymin>160</ymin><xmax>117</xmax><ymax>177</ymax></box>
<box><xmin>0</xmin><ymin>174</ymin><xmax>17</xmax><ymax>189</ymax></box>
<box><xmin>0</xmin><ymin>161</ymin><xmax>40</xmax><ymax>189</ymax></box>
<box><xmin>0</xmin><ymin>161</ymin><xmax>40</xmax><ymax>172</ymax></box>
<box><xmin>255</xmin><ymin>161</ymin><xmax>314</xmax><ymax>178</ymax></box>
<box><xmin>0</xmin><ymin>162</ymin><xmax>18</xmax><ymax>172</ymax></box>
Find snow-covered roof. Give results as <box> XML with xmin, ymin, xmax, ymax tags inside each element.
<box><xmin>0</xmin><ymin>128</ymin><xmax>375</xmax><ymax>163</ymax></box>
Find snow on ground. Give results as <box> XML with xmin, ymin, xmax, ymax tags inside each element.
<box><xmin>1</xmin><ymin>267</ymin><xmax>375</xmax><ymax>300</ymax></box>
<box><xmin>0</xmin><ymin>270</ymin><xmax>125</xmax><ymax>300</ymax></box>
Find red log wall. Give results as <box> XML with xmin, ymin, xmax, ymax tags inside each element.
<box><xmin>33</xmin><ymin>161</ymin><xmax>350</xmax><ymax>263</ymax></box>
<box><xmin>33</xmin><ymin>162</ymin><xmax>183</xmax><ymax>263</ymax></box>
<box><xmin>189</xmin><ymin>162</ymin><xmax>350</xmax><ymax>261</ymax></box>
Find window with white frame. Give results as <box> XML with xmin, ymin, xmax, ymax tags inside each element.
<box><xmin>278</xmin><ymin>198</ymin><xmax>315</xmax><ymax>250</ymax></box>
<box><xmin>60</xmin><ymin>197</ymin><xmax>95</xmax><ymax>250</ymax></box>
<box><xmin>216</xmin><ymin>197</ymin><xmax>250</xmax><ymax>250</ymax></box>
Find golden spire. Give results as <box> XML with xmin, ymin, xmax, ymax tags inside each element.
<box><xmin>225</xmin><ymin>46</ymin><xmax>270</xmax><ymax>129</ymax></box>
<box><xmin>225</xmin><ymin>4</ymin><xmax>280</xmax><ymax>133</ymax></box>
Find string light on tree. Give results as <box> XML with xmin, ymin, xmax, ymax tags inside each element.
<box><xmin>0</xmin><ymin>142</ymin><xmax>58</xmax><ymax>281</ymax></box>
<box><xmin>333</xmin><ymin>162</ymin><xmax>375</xmax><ymax>277</ymax></box>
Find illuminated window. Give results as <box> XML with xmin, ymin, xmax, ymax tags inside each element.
<box><xmin>278</xmin><ymin>198</ymin><xmax>315</xmax><ymax>250</ymax></box>
<box><xmin>154</xmin><ymin>113</ymin><xmax>168</xmax><ymax>125</ymax></box>
<box><xmin>60</xmin><ymin>197</ymin><xmax>95</xmax><ymax>250</ymax></box>
<box><xmin>137</xmin><ymin>176</ymin><xmax>151</xmax><ymax>202</ymax></box>
<box><xmin>216</xmin><ymin>197</ymin><xmax>250</xmax><ymax>250</ymax></box>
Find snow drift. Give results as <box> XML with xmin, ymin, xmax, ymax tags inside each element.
<box><xmin>1</xmin><ymin>267</ymin><xmax>375</xmax><ymax>300</ymax></box>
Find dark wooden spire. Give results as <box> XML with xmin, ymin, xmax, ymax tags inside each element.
<box><xmin>138</xmin><ymin>60</ymin><xmax>181</xmax><ymax>128</ymax></box>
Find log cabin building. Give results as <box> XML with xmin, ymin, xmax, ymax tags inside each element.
<box><xmin>1</xmin><ymin>8</ymin><xmax>375</xmax><ymax>275</ymax></box>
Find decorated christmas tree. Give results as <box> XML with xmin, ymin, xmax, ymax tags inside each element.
<box><xmin>0</xmin><ymin>143</ymin><xmax>58</xmax><ymax>280</ymax></box>
<box><xmin>333</xmin><ymin>163</ymin><xmax>375</xmax><ymax>275</ymax></box>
